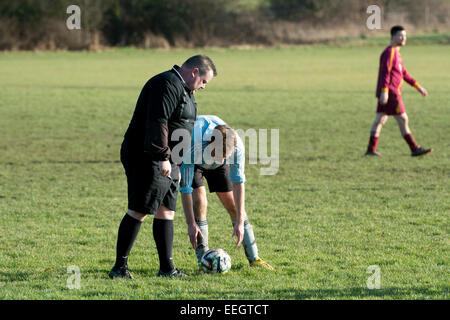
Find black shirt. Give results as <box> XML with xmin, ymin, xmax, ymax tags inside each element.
<box><xmin>122</xmin><ymin>66</ymin><xmax>197</xmax><ymax>162</ymax></box>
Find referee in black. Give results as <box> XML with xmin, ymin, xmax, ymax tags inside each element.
<box><xmin>109</xmin><ymin>55</ymin><xmax>217</xmax><ymax>278</ymax></box>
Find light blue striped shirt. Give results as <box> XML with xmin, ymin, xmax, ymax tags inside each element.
<box><xmin>179</xmin><ymin>115</ymin><xmax>245</xmax><ymax>194</ymax></box>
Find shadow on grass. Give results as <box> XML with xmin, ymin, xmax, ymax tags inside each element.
<box><xmin>3</xmin><ymin>84</ymin><xmax>139</xmax><ymax>91</ymax></box>
<box><xmin>0</xmin><ymin>269</ymin><xmax>64</xmax><ymax>283</ymax></box>
<box><xmin>30</xmin><ymin>160</ymin><xmax>121</xmax><ymax>165</ymax></box>
<box><xmin>0</xmin><ymin>271</ymin><xmax>32</xmax><ymax>282</ymax></box>
<box><xmin>244</xmin><ymin>287</ymin><xmax>447</xmax><ymax>300</ymax></box>
<box><xmin>84</xmin><ymin>262</ymin><xmax>247</xmax><ymax>279</ymax></box>
<box><xmin>3</xmin><ymin>160</ymin><xmax>121</xmax><ymax>166</ymax></box>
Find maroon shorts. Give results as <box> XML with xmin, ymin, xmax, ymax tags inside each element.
<box><xmin>377</xmin><ymin>92</ymin><xmax>405</xmax><ymax>115</ymax></box>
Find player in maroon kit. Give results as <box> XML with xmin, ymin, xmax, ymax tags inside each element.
<box><xmin>366</xmin><ymin>26</ymin><xmax>433</xmax><ymax>157</ymax></box>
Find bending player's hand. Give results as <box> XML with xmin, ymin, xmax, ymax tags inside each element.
<box><xmin>232</xmin><ymin>222</ymin><xmax>244</xmax><ymax>248</ymax></box>
<box><xmin>417</xmin><ymin>86</ymin><xmax>428</xmax><ymax>97</ymax></box>
<box><xmin>187</xmin><ymin>223</ymin><xmax>203</xmax><ymax>249</ymax></box>
<box><xmin>159</xmin><ymin>160</ymin><xmax>171</xmax><ymax>177</ymax></box>
<box><xmin>379</xmin><ymin>91</ymin><xmax>389</xmax><ymax>105</ymax></box>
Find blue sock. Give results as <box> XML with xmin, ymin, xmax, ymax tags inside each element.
<box><xmin>233</xmin><ymin>220</ymin><xmax>258</xmax><ymax>262</ymax></box>
<box><xmin>195</xmin><ymin>219</ymin><xmax>209</xmax><ymax>265</ymax></box>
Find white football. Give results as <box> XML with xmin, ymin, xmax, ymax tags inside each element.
<box><xmin>200</xmin><ymin>248</ymin><xmax>231</xmax><ymax>274</ymax></box>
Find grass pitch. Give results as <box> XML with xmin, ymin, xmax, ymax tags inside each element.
<box><xmin>0</xmin><ymin>40</ymin><xmax>449</xmax><ymax>299</ymax></box>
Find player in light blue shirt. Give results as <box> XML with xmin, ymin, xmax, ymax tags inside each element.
<box><xmin>179</xmin><ymin>115</ymin><xmax>245</xmax><ymax>194</ymax></box>
<box><xmin>179</xmin><ymin>115</ymin><xmax>273</xmax><ymax>270</ymax></box>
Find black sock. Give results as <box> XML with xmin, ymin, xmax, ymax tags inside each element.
<box><xmin>153</xmin><ymin>218</ymin><xmax>175</xmax><ymax>273</ymax></box>
<box><xmin>114</xmin><ymin>213</ymin><xmax>142</xmax><ymax>268</ymax></box>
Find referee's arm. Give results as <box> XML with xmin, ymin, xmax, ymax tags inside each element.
<box><xmin>144</xmin><ymin>79</ymin><xmax>180</xmax><ymax>161</ymax></box>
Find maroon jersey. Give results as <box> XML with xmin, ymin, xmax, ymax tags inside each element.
<box><xmin>376</xmin><ymin>46</ymin><xmax>419</xmax><ymax>98</ymax></box>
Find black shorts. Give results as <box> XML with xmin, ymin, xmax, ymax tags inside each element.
<box><xmin>192</xmin><ymin>164</ymin><xmax>232</xmax><ymax>193</ymax></box>
<box><xmin>121</xmin><ymin>148</ymin><xmax>179</xmax><ymax>214</ymax></box>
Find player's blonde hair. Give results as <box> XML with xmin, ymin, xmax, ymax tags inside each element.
<box><xmin>212</xmin><ymin>125</ymin><xmax>237</xmax><ymax>158</ymax></box>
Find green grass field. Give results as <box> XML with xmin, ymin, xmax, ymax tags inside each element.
<box><xmin>0</xmin><ymin>40</ymin><xmax>449</xmax><ymax>300</ymax></box>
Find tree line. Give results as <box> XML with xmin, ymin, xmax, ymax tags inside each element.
<box><xmin>0</xmin><ymin>0</ymin><xmax>448</xmax><ymax>50</ymax></box>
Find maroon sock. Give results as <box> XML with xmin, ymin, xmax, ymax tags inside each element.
<box><xmin>367</xmin><ymin>134</ymin><xmax>379</xmax><ymax>152</ymax></box>
<box><xmin>403</xmin><ymin>133</ymin><xmax>418</xmax><ymax>152</ymax></box>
